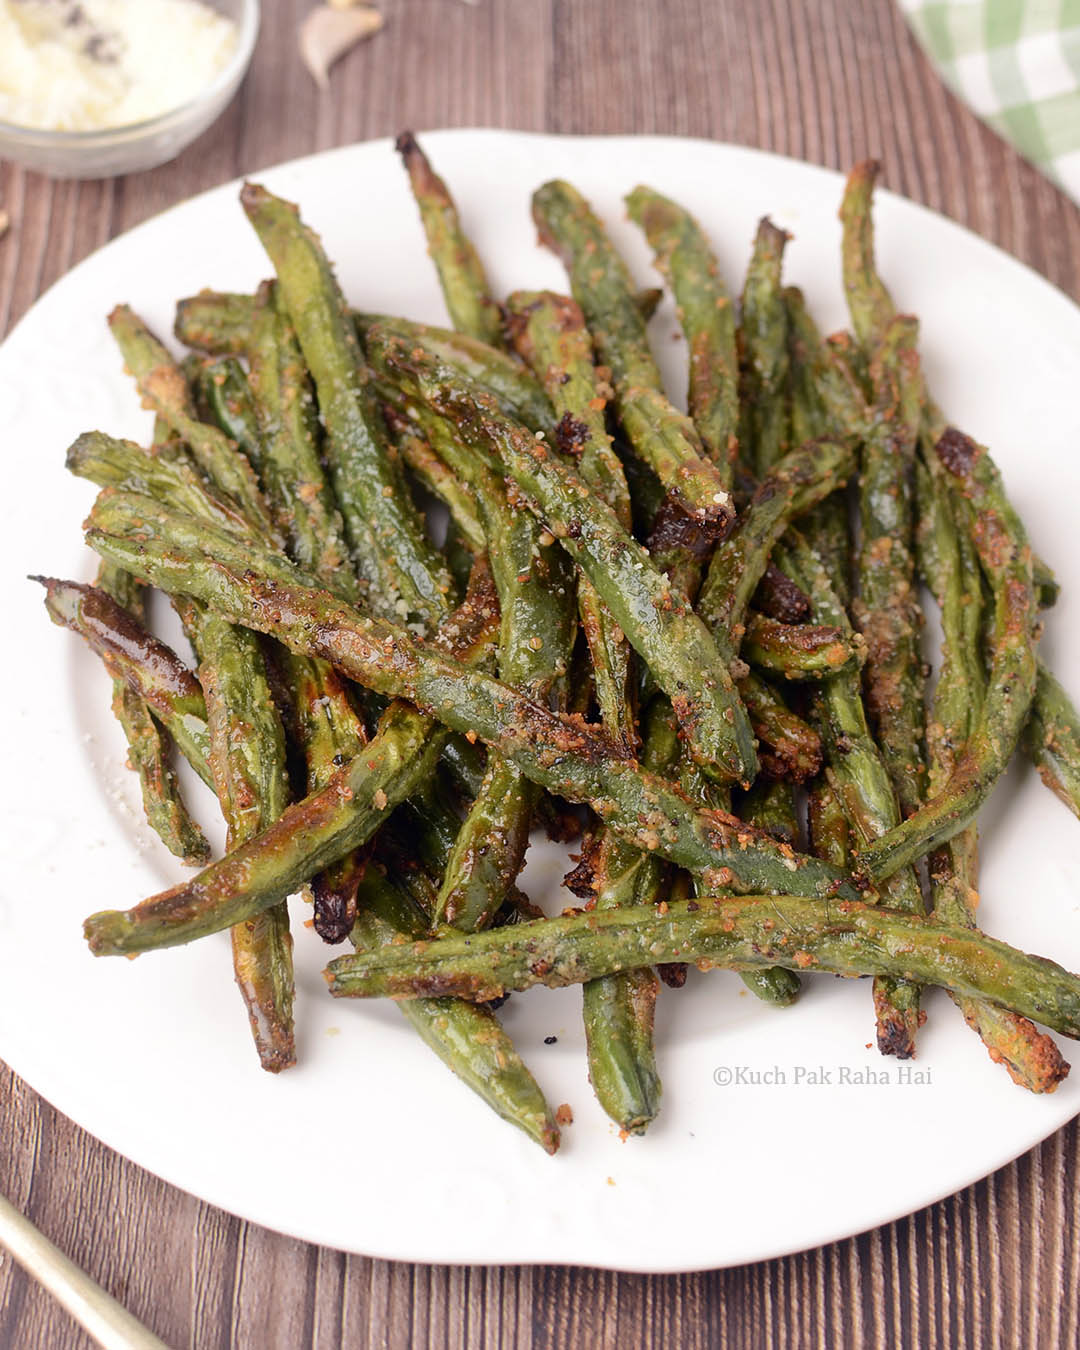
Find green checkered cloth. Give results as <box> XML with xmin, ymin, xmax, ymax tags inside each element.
<box><xmin>900</xmin><ymin>0</ymin><xmax>1080</xmax><ymax>199</ymax></box>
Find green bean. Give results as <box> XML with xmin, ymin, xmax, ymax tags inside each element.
<box><xmin>739</xmin><ymin>218</ymin><xmax>791</xmax><ymax>477</ymax></box>
<box><xmin>579</xmin><ymin>696</ymin><xmax>681</xmax><ymax>1133</ymax></box>
<box><xmin>503</xmin><ymin>290</ymin><xmax>629</xmax><ymax>522</ymax></box>
<box><xmin>807</xmin><ymin>778</ymin><xmax>851</xmax><ymax>869</ymax></box>
<box><xmin>625</xmin><ymin>186</ymin><xmax>738</xmax><ymax>476</ymax></box>
<box><xmin>359</xmin><ymin>313</ymin><xmax>555</xmax><ymax>434</ymax></box>
<box><xmin>80</xmin><ymin>550</ymin><xmax>502</xmax><ymax>957</ymax></box>
<box><xmin>672</xmin><ymin>757</ymin><xmax>790</xmax><ymax>1005</ymax></box>
<box><xmin>739</xmin><ymin>778</ymin><xmax>798</xmax><ymax>849</ymax></box>
<box><xmin>247</xmin><ymin>282</ymin><xmax>359</xmax><ymax>601</ymax></box>
<box><xmin>189</xmin><ymin>605</ymin><xmax>294</xmax><ymax>1072</ymax></box>
<box><xmin>195</xmin><ymin>355</ymin><xmax>264</xmax><ymax>471</ymax></box>
<box><xmin>84</xmin><ymin>696</ymin><xmax>447</xmax><ymax>957</ymax></box>
<box><xmin>67</xmin><ymin>427</ymin><xmax>369</xmax><ymax>815</ymax></box>
<box><xmin>373</xmin><ymin>334</ymin><xmax>757</xmax><ymax>784</ymax></box>
<box><xmin>37</xmin><ymin>576</ymin><xmax>213</xmax><ymax>787</ymax></box>
<box><xmin>172</xmin><ymin>282</ymin><xmax>656</xmax><ymax>424</ymax></box>
<box><xmin>739</xmin><ymin>672</ymin><xmax>822</xmax><ymax>782</ymax></box>
<box><xmin>326</xmin><ymin>895</ymin><xmax>1080</xmax><ymax>1043</ymax></box>
<box><xmin>242</xmin><ymin>287</ymin><xmax>379</xmax><ymax>940</ymax></box>
<box><xmin>787</xmin><ymin>293</ymin><xmax>870</xmax><ymax>438</ymax></box>
<box><xmin>732</xmin><ymin>781</ymin><xmax>803</xmax><ymax>1006</ymax></box>
<box><xmin>786</xmin><ymin>290</ymin><xmax>828</xmax><ymax>449</ymax></box>
<box><xmin>784</xmin><ymin>287</ymin><xmax>859</xmax><ymax>608</ymax></box>
<box><xmin>742</xmin><ymin>612</ymin><xmax>862</xmax><ymax>682</ymax></box>
<box><xmin>391</xmin><ymin>411</ymin><xmax>486</xmax><ymax>553</ymax></box>
<box><xmin>281</xmin><ymin>651</ymin><xmax>367</xmax><ymax>796</ymax></box>
<box><xmin>913</xmin><ymin>458</ymin><xmax>984</xmax><ymax>779</ymax></box>
<box><xmin>67</xmin><ymin>431</ymin><xmax>252</xmax><ymax>540</ymax></box>
<box><xmin>506</xmin><ymin>288</ymin><xmax>635</xmax><ymax>755</ymax></box>
<box><xmin>855</xmin><ymin>315</ymin><xmax>926</xmax><ymax>816</ymax></box>
<box><xmin>174</xmin><ymin>290</ymin><xmax>255</xmax><ymax>354</ymax></box>
<box><xmin>734</xmin><ymin>962</ymin><xmax>802</xmax><ymax>1007</ymax></box>
<box><xmin>395</xmin><ymin>131</ymin><xmax>505</xmax><ymax>349</ymax></box>
<box><xmin>776</xmin><ymin>540</ymin><xmax>925</xmax><ymax>1056</ymax></box>
<box><xmin>915</xmin><ymin>460</ymin><xmax>1068</xmax><ymax>1091</ymax></box>
<box><xmin>205</xmin><ymin>311</ymin><xmax>375</xmax><ymax>939</ymax></box>
<box><xmin>839</xmin><ymin>161</ymin><xmax>897</xmax><ymax>349</ymax></box>
<box><xmin>617</xmin><ymin>442</ymin><xmax>667</xmax><ymax>538</ymax></box>
<box><xmin>107</xmin><ymin>305</ymin><xmax>277</xmax><ymax>541</ymax></box>
<box><xmin>1027</xmin><ymin>666</ymin><xmax>1080</xmax><ymax>821</ymax></box>
<box><xmin>91</xmin><ymin>563</ymin><xmax>210</xmax><ymax>864</ymax></box>
<box><xmin>532</xmin><ymin>180</ymin><xmax>733</xmax><ymax>525</ymax></box>
<box><xmin>581</xmin><ymin>960</ymin><xmax>662</xmax><ymax>1131</ymax></box>
<box><xmin>84</xmin><ymin>489</ymin><xmax>862</xmax><ymax>899</ymax></box>
<box><xmin>432</xmin><ymin>431</ymin><xmax>576</xmax><ymax>931</ymax></box>
<box><xmin>435</xmin><ymin>757</ymin><xmax>535</xmax><ymax>929</ymax></box>
<box><xmin>161</xmin><ymin>331</ymin><xmax>382</xmax><ymax>961</ymax></box>
<box><xmin>574</xmin><ymin>576</ymin><xmax>636</xmax><ymax>756</ymax></box>
<box><xmin>856</xmin><ymin>427</ymin><xmax>1038</xmax><ymax>881</ymax></box>
<box><xmin>841</xmin><ymin>160</ymin><xmax>1059</xmax><ymax>635</ymax></box>
<box><xmin>192</xmin><ymin>613</ymin><xmax>287</xmax><ymax>851</ymax></box>
<box><xmin>349</xmin><ymin>865</ymin><xmax>560</xmax><ymax>1152</ymax></box>
<box><xmin>1034</xmin><ymin>562</ymin><xmax>1060</xmax><ymax>611</ymax></box>
<box><xmin>696</xmin><ymin>436</ymin><xmax>856</xmax><ymax>641</ymax></box>
<box><xmin>788</xmin><ymin>295</ymin><xmax>925</xmax><ymax>1048</ymax></box>
<box><xmin>240</xmin><ymin>182</ymin><xmax>452</xmax><ymax>630</ymax></box>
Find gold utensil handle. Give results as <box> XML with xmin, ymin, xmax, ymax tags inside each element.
<box><xmin>0</xmin><ymin>1190</ymin><xmax>169</xmax><ymax>1349</ymax></box>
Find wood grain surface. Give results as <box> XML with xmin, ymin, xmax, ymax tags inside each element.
<box><xmin>2</xmin><ymin>1</ymin><xmax>1079</xmax><ymax>1346</ymax></box>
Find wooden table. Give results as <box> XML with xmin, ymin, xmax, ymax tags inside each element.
<box><xmin>2</xmin><ymin>2</ymin><xmax>1079</xmax><ymax>1345</ymax></box>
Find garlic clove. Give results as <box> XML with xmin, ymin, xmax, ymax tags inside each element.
<box><xmin>299</xmin><ymin>6</ymin><xmax>384</xmax><ymax>89</ymax></box>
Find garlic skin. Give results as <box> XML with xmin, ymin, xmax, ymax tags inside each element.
<box><xmin>299</xmin><ymin>6</ymin><xmax>383</xmax><ymax>89</ymax></box>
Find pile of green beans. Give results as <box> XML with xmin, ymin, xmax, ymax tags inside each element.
<box><xmin>36</xmin><ymin>138</ymin><xmax>1080</xmax><ymax>1151</ymax></box>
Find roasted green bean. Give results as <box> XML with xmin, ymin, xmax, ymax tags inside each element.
<box><xmin>532</xmin><ymin>179</ymin><xmax>733</xmax><ymax>525</ymax></box>
<box><xmin>326</xmin><ymin>896</ymin><xmax>1080</xmax><ymax>1044</ymax></box>
<box><xmin>626</xmin><ymin>185</ymin><xmax>738</xmax><ymax>475</ymax></box>
<box><xmin>240</xmin><ymin>183</ymin><xmax>453</xmax><ymax>630</ymax></box>
<box><xmin>83</xmin><ymin>489</ymin><xmax>862</xmax><ymax>901</ymax></box>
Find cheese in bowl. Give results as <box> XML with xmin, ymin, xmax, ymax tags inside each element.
<box><xmin>0</xmin><ymin>0</ymin><xmax>238</xmax><ymax>133</ymax></box>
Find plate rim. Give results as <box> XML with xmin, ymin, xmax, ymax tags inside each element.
<box><xmin>3</xmin><ymin>127</ymin><xmax>1080</xmax><ymax>1272</ymax></box>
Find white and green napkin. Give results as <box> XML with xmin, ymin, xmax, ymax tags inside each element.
<box><xmin>899</xmin><ymin>0</ymin><xmax>1080</xmax><ymax>200</ymax></box>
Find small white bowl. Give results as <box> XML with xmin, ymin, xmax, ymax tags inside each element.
<box><xmin>0</xmin><ymin>0</ymin><xmax>260</xmax><ymax>180</ymax></box>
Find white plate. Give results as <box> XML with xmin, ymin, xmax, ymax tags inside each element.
<box><xmin>2</xmin><ymin>130</ymin><xmax>1080</xmax><ymax>1273</ymax></box>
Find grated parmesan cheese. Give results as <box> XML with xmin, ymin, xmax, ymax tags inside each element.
<box><xmin>0</xmin><ymin>0</ymin><xmax>238</xmax><ymax>132</ymax></box>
